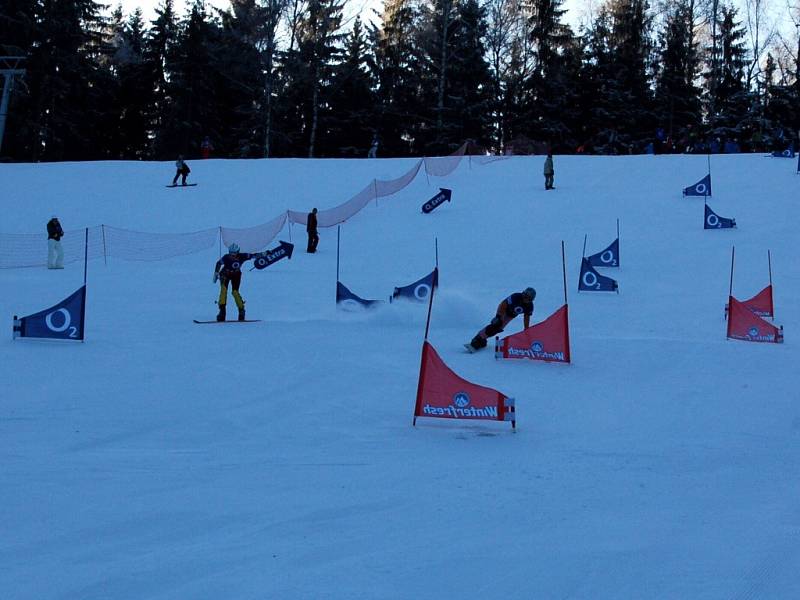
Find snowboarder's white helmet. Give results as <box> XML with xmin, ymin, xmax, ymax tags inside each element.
<box><xmin>524</xmin><ymin>287</ymin><xmax>536</xmax><ymax>300</ymax></box>
<box><xmin>228</xmin><ymin>243</ymin><xmax>240</xmax><ymax>253</ymax></box>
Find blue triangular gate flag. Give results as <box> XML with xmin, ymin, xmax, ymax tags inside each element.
<box><xmin>587</xmin><ymin>238</ymin><xmax>620</xmax><ymax>268</ymax></box>
<box><xmin>772</xmin><ymin>145</ymin><xmax>795</xmax><ymax>158</ymax></box>
<box><xmin>336</xmin><ymin>281</ymin><xmax>382</xmax><ymax>309</ymax></box>
<box><xmin>391</xmin><ymin>268</ymin><xmax>438</xmax><ymax>302</ymax></box>
<box><xmin>578</xmin><ymin>258</ymin><xmax>618</xmax><ymax>292</ymax></box>
<box><xmin>13</xmin><ymin>286</ymin><xmax>86</xmax><ymax>341</ymax></box>
<box><xmin>704</xmin><ymin>204</ymin><xmax>736</xmax><ymax>229</ymax></box>
<box><xmin>683</xmin><ymin>173</ymin><xmax>711</xmax><ymax>197</ymax></box>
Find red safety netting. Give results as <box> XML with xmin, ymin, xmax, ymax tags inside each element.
<box><xmin>413</xmin><ymin>341</ymin><xmax>515</xmax><ymax>426</ymax></box>
<box><xmin>496</xmin><ymin>304</ymin><xmax>571</xmax><ymax>363</ymax></box>
<box><xmin>726</xmin><ymin>296</ymin><xmax>783</xmax><ymax>343</ymax></box>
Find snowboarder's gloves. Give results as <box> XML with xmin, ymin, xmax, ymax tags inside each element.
<box><xmin>212</xmin><ymin>272</ymin><xmax>219</xmax><ymax>283</ymax></box>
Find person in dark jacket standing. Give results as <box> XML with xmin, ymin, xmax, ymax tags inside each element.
<box><xmin>306</xmin><ymin>208</ymin><xmax>319</xmax><ymax>253</ymax></box>
<box><xmin>543</xmin><ymin>152</ymin><xmax>555</xmax><ymax>190</ymax></box>
<box><xmin>466</xmin><ymin>287</ymin><xmax>535</xmax><ymax>352</ymax></box>
<box><xmin>46</xmin><ymin>216</ymin><xmax>64</xmax><ymax>269</ymax></box>
<box><xmin>172</xmin><ymin>155</ymin><xmax>191</xmax><ymax>186</ymax></box>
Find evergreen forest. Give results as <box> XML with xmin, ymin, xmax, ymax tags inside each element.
<box><xmin>1</xmin><ymin>0</ymin><xmax>799</xmax><ymax>160</ymax></box>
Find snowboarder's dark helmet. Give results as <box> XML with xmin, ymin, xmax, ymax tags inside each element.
<box><xmin>228</xmin><ymin>243</ymin><xmax>240</xmax><ymax>253</ymax></box>
<box><xmin>524</xmin><ymin>287</ymin><xmax>536</xmax><ymax>300</ymax></box>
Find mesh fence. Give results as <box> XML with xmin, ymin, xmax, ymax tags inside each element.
<box><xmin>220</xmin><ymin>214</ymin><xmax>287</xmax><ymax>253</ymax></box>
<box><xmin>2</xmin><ymin>145</ymin><xmax>508</xmax><ymax>269</ymax></box>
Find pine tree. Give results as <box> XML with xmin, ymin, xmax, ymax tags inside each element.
<box><xmin>214</xmin><ymin>0</ymin><xmax>267</xmax><ymax>157</ymax></box>
<box><xmin>9</xmin><ymin>0</ymin><xmax>113</xmax><ymax>160</ymax></box>
<box><xmin>158</xmin><ymin>0</ymin><xmax>219</xmax><ymax>158</ymax></box>
<box><xmin>653</xmin><ymin>0</ymin><xmax>701</xmax><ymax>142</ymax></box>
<box><xmin>372</xmin><ymin>0</ymin><xmax>422</xmax><ymax>156</ymax></box>
<box><xmin>704</xmin><ymin>3</ymin><xmax>750</xmax><ymax>143</ymax></box>
<box><xmin>524</xmin><ymin>0</ymin><xmax>577</xmax><ymax>149</ymax></box>
<box><xmin>144</xmin><ymin>0</ymin><xmax>178</xmax><ymax>159</ymax></box>
<box><xmin>278</xmin><ymin>0</ymin><xmax>346</xmax><ymax>156</ymax></box>
<box><xmin>325</xmin><ymin>17</ymin><xmax>377</xmax><ymax>156</ymax></box>
<box><xmin>416</xmin><ymin>0</ymin><xmax>494</xmax><ymax>153</ymax></box>
<box><xmin>110</xmin><ymin>7</ymin><xmax>153</xmax><ymax>158</ymax></box>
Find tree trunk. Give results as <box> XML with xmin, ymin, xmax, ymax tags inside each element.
<box><xmin>436</xmin><ymin>0</ymin><xmax>453</xmax><ymax>138</ymax></box>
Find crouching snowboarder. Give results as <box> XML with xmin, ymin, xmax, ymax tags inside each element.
<box><xmin>466</xmin><ymin>287</ymin><xmax>535</xmax><ymax>352</ymax></box>
<box><xmin>172</xmin><ymin>155</ymin><xmax>191</xmax><ymax>186</ymax></box>
<box><xmin>213</xmin><ymin>243</ymin><xmax>260</xmax><ymax>321</ymax></box>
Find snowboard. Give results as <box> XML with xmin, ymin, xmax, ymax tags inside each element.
<box><xmin>166</xmin><ymin>183</ymin><xmax>198</xmax><ymax>188</ymax></box>
<box><xmin>463</xmin><ymin>343</ymin><xmax>477</xmax><ymax>353</ymax></box>
<box><xmin>193</xmin><ymin>319</ymin><xmax>261</xmax><ymax>324</ymax></box>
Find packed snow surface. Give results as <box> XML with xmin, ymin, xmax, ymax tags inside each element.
<box><xmin>2</xmin><ymin>154</ymin><xmax>799</xmax><ymax>599</ymax></box>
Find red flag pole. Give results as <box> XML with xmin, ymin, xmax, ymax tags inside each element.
<box><xmin>728</xmin><ymin>246</ymin><xmax>735</xmax><ymax>298</ymax></box>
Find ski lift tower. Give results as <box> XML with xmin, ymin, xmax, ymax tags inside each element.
<box><xmin>0</xmin><ymin>54</ymin><xmax>26</xmax><ymax>155</ymax></box>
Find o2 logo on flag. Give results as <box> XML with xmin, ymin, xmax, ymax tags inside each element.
<box><xmin>600</xmin><ymin>250</ymin><xmax>616</xmax><ymax>265</ymax></box>
<box><xmin>453</xmin><ymin>392</ymin><xmax>470</xmax><ymax>408</ymax></box>
<box><xmin>694</xmin><ymin>183</ymin><xmax>707</xmax><ymax>195</ymax></box>
<box><xmin>413</xmin><ymin>283</ymin><xmax>431</xmax><ymax>300</ymax></box>
<box><xmin>706</xmin><ymin>213</ymin><xmax>720</xmax><ymax>228</ymax></box>
<box><xmin>582</xmin><ymin>271</ymin><xmax>599</xmax><ymax>288</ymax></box>
<box><xmin>46</xmin><ymin>308</ymin><xmax>78</xmax><ymax>337</ymax></box>
<box><xmin>748</xmin><ymin>327</ymin><xmax>759</xmax><ymax>338</ymax></box>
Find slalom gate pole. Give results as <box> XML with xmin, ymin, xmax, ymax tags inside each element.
<box><xmin>768</xmin><ymin>250</ymin><xmax>772</xmax><ymax>286</ymax></box>
<box><xmin>414</xmin><ymin>278</ymin><xmax>437</xmax><ymax>427</ymax></box>
<box><xmin>728</xmin><ymin>246</ymin><xmax>735</xmax><ymax>298</ymax></box>
<box><xmin>582</xmin><ymin>234</ymin><xmax>587</xmax><ymax>258</ymax></box>
<box><xmin>101</xmin><ymin>225</ymin><xmax>107</xmax><ymax>266</ymax></box>
<box><xmin>423</xmin><ymin>268</ymin><xmax>436</xmax><ymax>341</ymax></box>
<box><xmin>435</xmin><ymin>237</ymin><xmax>439</xmax><ymax>268</ymax></box>
<box><xmin>561</xmin><ymin>240</ymin><xmax>568</xmax><ymax>304</ymax></box>
<box><xmin>336</xmin><ymin>225</ymin><xmax>341</xmax><ymax>290</ymax></box>
<box><xmin>83</xmin><ymin>228</ymin><xmax>88</xmax><ymax>285</ymax></box>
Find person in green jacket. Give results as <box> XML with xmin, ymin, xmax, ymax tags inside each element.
<box><xmin>543</xmin><ymin>152</ymin><xmax>555</xmax><ymax>190</ymax></box>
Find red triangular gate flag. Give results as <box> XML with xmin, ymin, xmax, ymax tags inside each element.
<box><xmin>495</xmin><ymin>304</ymin><xmax>571</xmax><ymax>363</ymax></box>
<box><xmin>740</xmin><ymin>285</ymin><xmax>774</xmax><ymax>318</ymax></box>
<box><xmin>726</xmin><ymin>296</ymin><xmax>783</xmax><ymax>343</ymax></box>
<box><xmin>413</xmin><ymin>341</ymin><xmax>515</xmax><ymax>427</ymax></box>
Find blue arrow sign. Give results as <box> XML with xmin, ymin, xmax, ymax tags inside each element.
<box><xmin>253</xmin><ymin>240</ymin><xmax>294</xmax><ymax>270</ymax></box>
<box><xmin>421</xmin><ymin>188</ymin><xmax>452</xmax><ymax>214</ymax></box>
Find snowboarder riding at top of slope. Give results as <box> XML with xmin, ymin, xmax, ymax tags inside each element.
<box><xmin>172</xmin><ymin>155</ymin><xmax>191</xmax><ymax>186</ymax></box>
<box><xmin>467</xmin><ymin>287</ymin><xmax>535</xmax><ymax>351</ymax></box>
<box><xmin>213</xmin><ymin>243</ymin><xmax>261</xmax><ymax>322</ymax></box>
